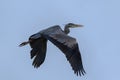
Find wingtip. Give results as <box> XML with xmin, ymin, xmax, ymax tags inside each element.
<box><xmin>74</xmin><ymin>68</ymin><xmax>86</xmax><ymax>76</ymax></box>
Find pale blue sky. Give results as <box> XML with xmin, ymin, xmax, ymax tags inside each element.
<box><xmin>0</xmin><ymin>0</ymin><xmax>120</xmax><ymax>80</ymax></box>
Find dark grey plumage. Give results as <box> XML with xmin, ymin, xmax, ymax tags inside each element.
<box><xmin>19</xmin><ymin>23</ymin><xmax>85</xmax><ymax>76</ymax></box>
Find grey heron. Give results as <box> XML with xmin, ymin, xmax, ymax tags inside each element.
<box><xmin>19</xmin><ymin>23</ymin><xmax>86</xmax><ymax>76</ymax></box>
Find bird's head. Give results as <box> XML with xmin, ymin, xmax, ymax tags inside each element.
<box><xmin>65</xmin><ymin>23</ymin><xmax>83</xmax><ymax>28</ymax></box>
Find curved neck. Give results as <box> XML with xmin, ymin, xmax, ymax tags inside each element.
<box><xmin>64</xmin><ymin>26</ymin><xmax>70</xmax><ymax>34</ymax></box>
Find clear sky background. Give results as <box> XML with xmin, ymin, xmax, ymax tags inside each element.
<box><xmin>0</xmin><ymin>0</ymin><xmax>120</xmax><ymax>80</ymax></box>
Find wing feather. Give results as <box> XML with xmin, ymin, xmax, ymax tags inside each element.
<box><xmin>43</xmin><ymin>30</ymin><xmax>86</xmax><ymax>76</ymax></box>
<box><xmin>29</xmin><ymin>36</ymin><xmax>47</xmax><ymax>68</ymax></box>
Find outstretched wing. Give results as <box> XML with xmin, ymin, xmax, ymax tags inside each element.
<box><xmin>29</xmin><ymin>34</ymin><xmax>47</xmax><ymax>68</ymax></box>
<box><xmin>43</xmin><ymin>29</ymin><xmax>86</xmax><ymax>76</ymax></box>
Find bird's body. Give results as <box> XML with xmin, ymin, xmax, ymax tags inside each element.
<box><xmin>19</xmin><ymin>23</ymin><xmax>85</xmax><ymax>76</ymax></box>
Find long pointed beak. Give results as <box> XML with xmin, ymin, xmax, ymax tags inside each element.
<box><xmin>73</xmin><ymin>24</ymin><xmax>84</xmax><ymax>28</ymax></box>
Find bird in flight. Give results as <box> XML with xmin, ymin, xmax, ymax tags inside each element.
<box><xmin>19</xmin><ymin>23</ymin><xmax>86</xmax><ymax>76</ymax></box>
